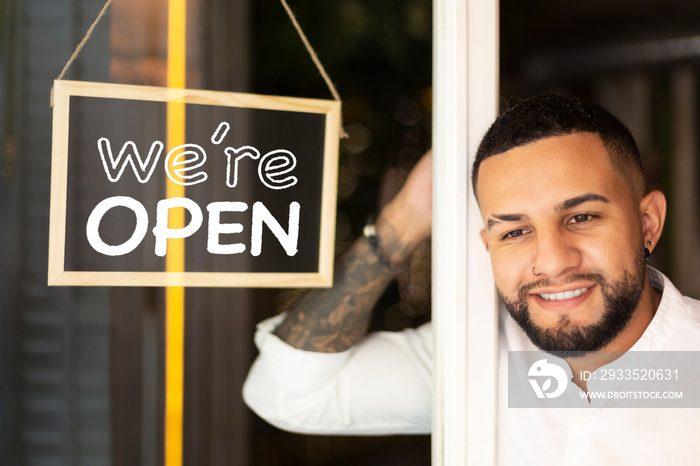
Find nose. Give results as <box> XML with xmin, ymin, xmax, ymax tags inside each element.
<box><xmin>532</xmin><ymin>228</ymin><xmax>581</xmax><ymax>278</ymax></box>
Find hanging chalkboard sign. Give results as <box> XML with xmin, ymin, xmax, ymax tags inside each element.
<box><xmin>49</xmin><ymin>80</ymin><xmax>340</xmax><ymax>287</ymax></box>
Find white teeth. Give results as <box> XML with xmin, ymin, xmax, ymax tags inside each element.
<box><xmin>539</xmin><ymin>287</ymin><xmax>588</xmax><ymax>301</ymax></box>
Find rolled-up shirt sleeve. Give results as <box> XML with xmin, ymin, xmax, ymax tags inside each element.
<box><xmin>242</xmin><ymin>313</ymin><xmax>432</xmax><ymax>435</ymax></box>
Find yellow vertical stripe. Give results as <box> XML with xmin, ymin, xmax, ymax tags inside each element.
<box><xmin>165</xmin><ymin>0</ymin><xmax>186</xmax><ymax>465</ymax></box>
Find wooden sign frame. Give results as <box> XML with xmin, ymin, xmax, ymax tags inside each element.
<box><xmin>49</xmin><ymin>80</ymin><xmax>340</xmax><ymax>287</ymax></box>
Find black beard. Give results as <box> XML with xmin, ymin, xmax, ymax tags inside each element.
<box><xmin>501</xmin><ymin>246</ymin><xmax>647</xmax><ymax>358</ymax></box>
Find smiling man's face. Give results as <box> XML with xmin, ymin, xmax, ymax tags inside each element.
<box><xmin>477</xmin><ymin>132</ymin><xmax>651</xmax><ymax>356</ymax></box>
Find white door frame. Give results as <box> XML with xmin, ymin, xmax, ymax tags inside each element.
<box><xmin>432</xmin><ymin>0</ymin><xmax>499</xmax><ymax>464</ymax></box>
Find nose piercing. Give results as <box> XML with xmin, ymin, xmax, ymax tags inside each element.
<box><xmin>532</xmin><ymin>266</ymin><xmax>542</xmax><ymax>277</ymax></box>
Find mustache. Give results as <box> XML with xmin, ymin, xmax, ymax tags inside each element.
<box><xmin>517</xmin><ymin>273</ymin><xmax>606</xmax><ymax>301</ymax></box>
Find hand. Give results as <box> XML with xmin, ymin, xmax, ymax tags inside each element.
<box><xmin>378</xmin><ymin>150</ymin><xmax>432</xmax><ymax>255</ymax></box>
<box><xmin>272</xmin><ymin>151</ymin><xmax>432</xmax><ymax>351</ymax></box>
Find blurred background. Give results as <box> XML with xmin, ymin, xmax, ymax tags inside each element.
<box><xmin>1</xmin><ymin>0</ymin><xmax>698</xmax><ymax>464</ymax></box>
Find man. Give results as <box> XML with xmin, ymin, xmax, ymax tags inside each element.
<box><xmin>243</xmin><ymin>94</ymin><xmax>700</xmax><ymax>464</ymax></box>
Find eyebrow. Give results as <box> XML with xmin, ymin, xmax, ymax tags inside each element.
<box><xmin>486</xmin><ymin>213</ymin><xmax>527</xmax><ymax>230</ymax></box>
<box><xmin>556</xmin><ymin>193</ymin><xmax>610</xmax><ymax>212</ymax></box>
<box><xmin>486</xmin><ymin>193</ymin><xmax>610</xmax><ymax>230</ymax></box>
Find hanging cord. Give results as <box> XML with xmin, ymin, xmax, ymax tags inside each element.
<box><xmin>49</xmin><ymin>0</ymin><xmax>113</xmax><ymax>107</ymax></box>
<box><xmin>49</xmin><ymin>0</ymin><xmax>349</xmax><ymax>139</ymax></box>
<box><xmin>279</xmin><ymin>0</ymin><xmax>348</xmax><ymax>138</ymax></box>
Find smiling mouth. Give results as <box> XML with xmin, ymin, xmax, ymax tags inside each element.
<box><xmin>538</xmin><ymin>287</ymin><xmax>589</xmax><ymax>301</ymax></box>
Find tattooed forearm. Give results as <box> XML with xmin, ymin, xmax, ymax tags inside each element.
<box><xmin>274</xmin><ymin>219</ymin><xmax>415</xmax><ymax>353</ymax></box>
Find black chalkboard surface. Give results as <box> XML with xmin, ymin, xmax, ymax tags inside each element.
<box><xmin>49</xmin><ymin>80</ymin><xmax>340</xmax><ymax>287</ymax></box>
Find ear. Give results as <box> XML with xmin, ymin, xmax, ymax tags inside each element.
<box><xmin>480</xmin><ymin>229</ymin><xmax>489</xmax><ymax>251</ymax></box>
<box><xmin>639</xmin><ymin>190</ymin><xmax>666</xmax><ymax>252</ymax></box>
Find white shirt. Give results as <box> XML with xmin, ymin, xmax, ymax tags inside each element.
<box><xmin>243</xmin><ymin>268</ymin><xmax>700</xmax><ymax>465</ymax></box>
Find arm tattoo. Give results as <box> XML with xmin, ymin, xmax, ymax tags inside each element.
<box><xmin>274</xmin><ymin>224</ymin><xmax>413</xmax><ymax>353</ymax></box>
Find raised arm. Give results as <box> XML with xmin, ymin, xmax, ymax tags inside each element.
<box><xmin>273</xmin><ymin>150</ymin><xmax>432</xmax><ymax>352</ymax></box>
<box><xmin>243</xmin><ymin>151</ymin><xmax>433</xmax><ymax>434</ymax></box>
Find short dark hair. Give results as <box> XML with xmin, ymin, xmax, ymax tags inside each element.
<box><xmin>472</xmin><ymin>93</ymin><xmax>645</xmax><ymax>199</ymax></box>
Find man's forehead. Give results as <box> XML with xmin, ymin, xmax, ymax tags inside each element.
<box><xmin>475</xmin><ymin>132</ymin><xmax>622</xmax><ymax>213</ymax></box>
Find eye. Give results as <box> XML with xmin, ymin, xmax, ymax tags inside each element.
<box><xmin>502</xmin><ymin>228</ymin><xmax>530</xmax><ymax>240</ymax></box>
<box><xmin>568</xmin><ymin>213</ymin><xmax>594</xmax><ymax>224</ymax></box>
